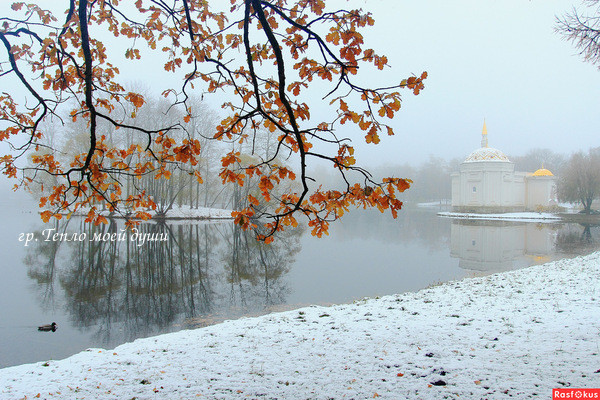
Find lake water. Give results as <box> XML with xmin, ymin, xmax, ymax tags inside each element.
<box><xmin>0</xmin><ymin>196</ymin><xmax>598</xmax><ymax>368</ymax></box>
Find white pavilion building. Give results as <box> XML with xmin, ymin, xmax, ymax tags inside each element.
<box><xmin>451</xmin><ymin>122</ymin><xmax>557</xmax><ymax>213</ymax></box>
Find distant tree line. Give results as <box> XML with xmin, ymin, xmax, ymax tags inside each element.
<box><xmin>309</xmin><ymin>146</ymin><xmax>600</xmax><ymax>213</ymax></box>
<box><xmin>30</xmin><ymin>93</ymin><xmax>296</xmax><ymax>215</ymax></box>
<box><xmin>32</xmin><ymin>104</ymin><xmax>600</xmax><ymax>213</ymax></box>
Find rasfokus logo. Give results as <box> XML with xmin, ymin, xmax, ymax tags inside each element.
<box><xmin>553</xmin><ymin>389</ymin><xmax>600</xmax><ymax>399</ymax></box>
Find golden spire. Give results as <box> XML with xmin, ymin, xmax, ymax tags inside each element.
<box><xmin>481</xmin><ymin>119</ymin><xmax>488</xmax><ymax>148</ymax></box>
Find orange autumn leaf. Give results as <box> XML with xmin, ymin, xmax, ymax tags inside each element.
<box><xmin>40</xmin><ymin>210</ymin><xmax>53</xmax><ymax>223</ymax></box>
<box><xmin>125</xmin><ymin>92</ymin><xmax>145</xmax><ymax>108</ymax></box>
<box><xmin>248</xmin><ymin>194</ymin><xmax>260</xmax><ymax>206</ymax></box>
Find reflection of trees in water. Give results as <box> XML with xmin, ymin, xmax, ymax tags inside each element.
<box><xmin>24</xmin><ymin>219</ymin><xmax>301</xmax><ymax>344</ymax></box>
<box><xmin>555</xmin><ymin>224</ymin><xmax>599</xmax><ymax>254</ymax></box>
<box><xmin>219</xmin><ymin>224</ymin><xmax>300</xmax><ymax>315</ymax></box>
<box><xmin>23</xmin><ymin>218</ymin><xmax>73</xmax><ymax>307</ymax></box>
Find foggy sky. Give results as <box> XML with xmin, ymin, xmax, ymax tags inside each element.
<box><xmin>1</xmin><ymin>0</ymin><xmax>598</xmax><ymax>168</ymax></box>
<box><xmin>350</xmin><ymin>0</ymin><xmax>600</xmax><ymax>166</ymax></box>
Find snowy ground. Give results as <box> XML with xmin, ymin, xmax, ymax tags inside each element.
<box><xmin>155</xmin><ymin>205</ymin><xmax>233</xmax><ymax>219</ymax></box>
<box><xmin>438</xmin><ymin>211</ymin><xmax>562</xmax><ymax>222</ymax></box>
<box><xmin>1</xmin><ymin>253</ymin><xmax>599</xmax><ymax>399</ymax></box>
<box><xmin>72</xmin><ymin>205</ymin><xmax>234</xmax><ymax>220</ymax></box>
<box><xmin>416</xmin><ymin>200</ymin><xmax>451</xmax><ymax>208</ymax></box>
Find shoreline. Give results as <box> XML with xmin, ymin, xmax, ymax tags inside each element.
<box><xmin>56</xmin><ymin>205</ymin><xmax>235</xmax><ymax>222</ymax></box>
<box><xmin>438</xmin><ymin>211</ymin><xmax>561</xmax><ymax>222</ymax></box>
<box><xmin>439</xmin><ymin>211</ymin><xmax>600</xmax><ymax>225</ymax></box>
<box><xmin>1</xmin><ymin>252</ymin><xmax>599</xmax><ymax>399</ymax></box>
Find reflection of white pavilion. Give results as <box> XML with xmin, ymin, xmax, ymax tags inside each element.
<box><xmin>451</xmin><ymin>122</ymin><xmax>557</xmax><ymax>213</ymax></box>
<box><xmin>450</xmin><ymin>221</ymin><xmax>556</xmax><ymax>273</ymax></box>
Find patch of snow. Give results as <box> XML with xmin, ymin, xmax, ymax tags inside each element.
<box><xmin>158</xmin><ymin>205</ymin><xmax>233</xmax><ymax>219</ymax></box>
<box><xmin>416</xmin><ymin>200</ymin><xmax>451</xmax><ymax>208</ymax></box>
<box><xmin>72</xmin><ymin>205</ymin><xmax>234</xmax><ymax>220</ymax></box>
<box><xmin>439</xmin><ymin>211</ymin><xmax>561</xmax><ymax>222</ymax></box>
<box><xmin>1</xmin><ymin>252</ymin><xmax>598</xmax><ymax>399</ymax></box>
<box><xmin>558</xmin><ymin>203</ymin><xmax>582</xmax><ymax>214</ymax></box>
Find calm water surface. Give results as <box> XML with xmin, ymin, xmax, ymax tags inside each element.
<box><xmin>0</xmin><ymin>193</ymin><xmax>598</xmax><ymax>368</ymax></box>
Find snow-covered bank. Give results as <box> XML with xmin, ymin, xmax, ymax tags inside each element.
<box><xmin>155</xmin><ymin>205</ymin><xmax>233</xmax><ymax>220</ymax></box>
<box><xmin>71</xmin><ymin>205</ymin><xmax>234</xmax><ymax>220</ymax></box>
<box><xmin>1</xmin><ymin>253</ymin><xmax>599</xmax><ymax>399</ymax></box>
<box><xmin>438</xmin><ymin>211</ymin><xmax>561</xmax><ymax>222</ymax></box>
<box><xmin>417</xmin><ymin>200</ymin><xmax>451</xmax><ymax>208</ymax></box>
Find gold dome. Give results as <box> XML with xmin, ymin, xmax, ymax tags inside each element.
<box><xmin>532</xmin><ymin>168</ymin><xmax>553</xmax><ymax>176</ymax></box>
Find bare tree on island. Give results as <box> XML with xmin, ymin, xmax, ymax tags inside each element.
<box><xmin>0</xmin><ymin>0</ymin><xmax>426</xmax><ymax>241</ymax></box>
<box><xmin>556</xmin><ymin>0</ymin><xmax>600</xmax><ymax>68</ymax></box>
<box><xmin>559</xmin><ymin>148</ymin><xmax>600</xmax><ymax>214</ymax></box>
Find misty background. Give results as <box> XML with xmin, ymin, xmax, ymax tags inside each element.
<box><xmin>0</xmin><ymin>0</ymin><xmax>598</xmax><ymax>206</ymax></box>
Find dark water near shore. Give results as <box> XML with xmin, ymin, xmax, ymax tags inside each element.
<box><xmin>0</xmin><ymin>194</ymin><xmax>598</xmax><ymax>368</ymax></box>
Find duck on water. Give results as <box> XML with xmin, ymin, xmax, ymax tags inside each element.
<box><xmin>37</xmin><ymin>322</ymin><xmax>57</xmax><ymax>332</ymax></box>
